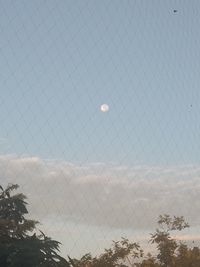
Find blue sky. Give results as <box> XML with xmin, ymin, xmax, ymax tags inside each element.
<box><xmin>1</xmin><ymin>0</ymin><xmax>200</xmax><ymax>165</ymax></box>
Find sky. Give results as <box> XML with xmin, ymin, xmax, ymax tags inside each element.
<box><xmin>0</xmin><ymin>0</ymin><xmax>200</xmax><ymax>258</ymax></box>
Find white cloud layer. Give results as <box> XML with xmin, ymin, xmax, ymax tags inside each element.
<box><xmin>0</xmin><ymin>154</ymin><xmax>200</xmax><ymax>256</ymax></box>
<box><xmin>1</xmin><ymin>154</ymin><xmax>200</xmax><ymax>228</ymax></box>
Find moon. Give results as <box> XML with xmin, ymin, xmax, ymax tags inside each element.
<box><xmin>100</xmin><ymin>104</ymin><xmax>109</xmax><ymax>112</ymax></box>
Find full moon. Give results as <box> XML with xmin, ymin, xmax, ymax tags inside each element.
<box><xmin>100</xmin><ymin>104</ymin><xmax>109</xmax><ymax>112</ymax></box>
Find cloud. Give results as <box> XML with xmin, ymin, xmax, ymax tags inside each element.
<box><xmin>0</xmin><ymin>154</ymin><xmax>200</xmax><ymax>256</ymax></box>
<box><xmin>173</xmin><ymin>234</ymin><xmax>200</xmax><ymax>241</ymax></box>
<box><xmin>0</xmin><ymin>155</ymin><xmax>200</xmax><ymax>257</ymax></box>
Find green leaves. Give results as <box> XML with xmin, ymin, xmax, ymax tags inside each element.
<box><xmin>0</xmin><ymin>184</ymin><xmax>70</xmax><ymax>267</ymax></box>
<box><xmin>73</xmin><ymin>215</ymin><xmax>193</xmax><ymax>267</ymax></box>
<box><xmin>151</xmin><ymin>215</ymin><xmax>190</xmax><ymax>267</ymax></box>
<box><xmin>157</xmin><ymin>214</ymin><xmax>189</xmax><ymax>231</ymax></box>
<box><xmin>72</xmin><ymin>237</ymin><xmax>143</xmax><ymax>267</ymax></box>
<box><xmin>1</xmin><ymin>184</ymin><xmax>199</xmax><ymax>267</ymax></box>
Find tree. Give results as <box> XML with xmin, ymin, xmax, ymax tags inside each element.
<box><xmin>150</xmin><ymin>214</ymin><xmax>189</xmax><ymax>267</ymax></box>
<box><xmin>0</xmin><ymin>184</ymin><xmax>70</xmax><ymax>267</ymax></box>
<box><xmin>70</xmin><ymin>214</ymin><xmax>199</xmax><ymax>267</ymax></box>
<box><xmin>173</xmin><ymin>243</ymin><xmax>200</xmax><ymax>267</ymax></box>
<box><xmin>2</xmin><ymin>183</ymin><xmax>199</xmax><ymax>267</ymax></box>
<box><xmin>138</xmin><ymin>253</ymin><xmax>159</xmax><ymax>267</ymax></box>
<box><xmin>71</xmin><ymin>237</ymin><xmax>143</xmax><ymax>267</ymax></box>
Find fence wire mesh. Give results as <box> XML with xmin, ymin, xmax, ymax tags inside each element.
<box><xmin>0</xmin><ymin>0</ymin><xmax>200</xmax><ymax>261</ymax></box>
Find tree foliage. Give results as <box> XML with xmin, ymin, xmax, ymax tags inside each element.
<box><xmin>150</xmin><ymin>214</ymin><xmax>189</xmax><ymax>267</ymax></box>
<box><xmin>0</xmin><ymin>184</ymin><xmax>70</xmax><ymax>267</ymax></box>
<box><xmin>1</xmin><ymin>184</ymin><xmax>200</xmax><ymax>267</ymax></box>
<box><xmin>70</xmin><ymin>237</ymin><xmax>143</xmax><ymax>267</ymax></box>
<box><xmin>72</xmin><ymin>215</ymin><xmax>199</xmax><ymax>267</ymax></box>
